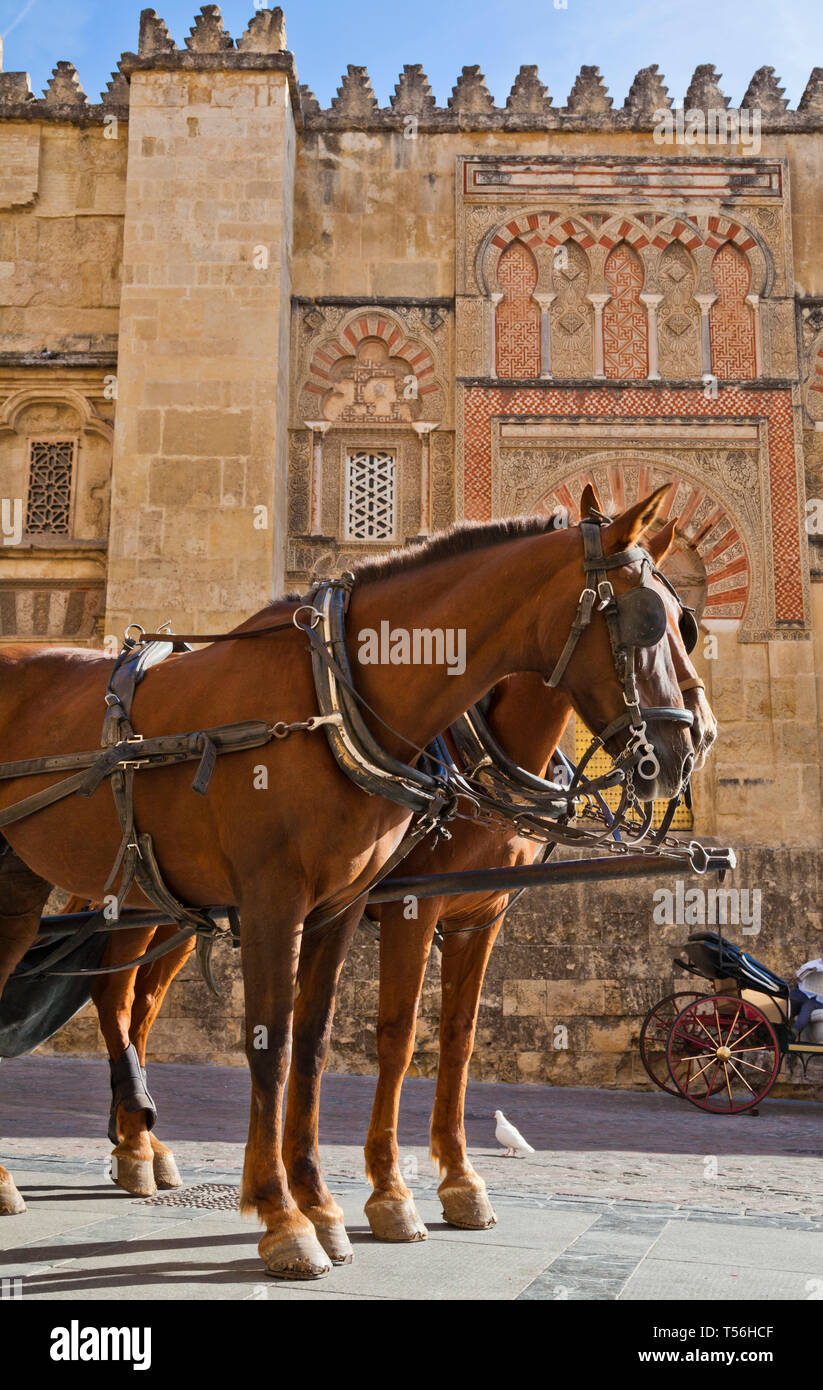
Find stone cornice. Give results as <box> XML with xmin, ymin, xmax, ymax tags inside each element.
<box><xmin>457</xmin><ymin>377</ymin><xmax>798</xmax><ymax>392</ymax></box>
<box><xmin>300</xmin><ymin>106</ymin><xmax>823</xmax><ymax>135</ymax></box>
<box><xmin>0</xmin><ymin>352</ymin><xmax>118</xmax><ymax>368</ymax></box>
<box><xmin>292</xmin><ymin>295</ymin><xmax>453</xmax><ymax>308</ymax></box>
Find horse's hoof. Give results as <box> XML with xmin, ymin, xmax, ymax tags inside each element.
<box><xmin>365</xmin><ymin>1196</ymin><xmax>428</xmax><ymax>1243</ymax></box>
<box><xmin>311</xmin><ymin>1220</ymin><xmax>354</xmax><ymax>1266</ymax></box>
<box><xmin>152</xmin><ymin>1152</ymin><xmax>183</xmax><ymax>1190</ymax></box>
<box><xmin>439</xmin><ymin>1183</ymin><xmax>497</xmax><ymax>1230</ymax></box>
<box><xmin>0</xmin><ymin>1176</ymin><xmax>26</xmax><ymax>1215</ymax></box>
<box><xmin>110</xmin><ymin>1154</ymin><xmax>157</xmax><ymax>1197</ymax></box>
<box><xmin>259</xmin><ymin>1230</ymin><xmax>332</xmax><ymax>1280</ymax></box>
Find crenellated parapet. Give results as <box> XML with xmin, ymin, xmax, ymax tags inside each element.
<box><xmin>302</xmin><ymin>57</ymin><xmax>823</xmax><ymax>131</ymax></box>
<box><xmin>0</xmin><ymin>8</ymin><xmax>821</xmax><ymax>131</ymax></box>
<box><xmin>0</xmin><ymin>5</ymin><xmax>296</xmax><ymax>123</ymax></box>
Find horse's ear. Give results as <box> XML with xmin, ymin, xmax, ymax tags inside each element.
<box><xmin>646</xmin><ymin>516</ymin><xmax>679</xmax><ymax>565</ymax></box>
<box><xmin>603</xmin><ymin>484</ymin><xmax>670</xmax><ymax>552</ymax></box>
<box><xmin>579</xmin><ymin>482</ymin><xmax>602</xmax><ymax>519</ymax></box>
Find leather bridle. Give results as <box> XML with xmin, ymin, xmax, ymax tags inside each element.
<box><xmin>545</xmin><ymin>514</ymin><xmax>697</xmax><ymax>798</ymax></box>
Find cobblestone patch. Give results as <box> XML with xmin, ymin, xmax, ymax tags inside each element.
<box><xmin>139</xmin><ymin>1183</ymin><xmax>240</xmax><ymax>1211</ymax></box>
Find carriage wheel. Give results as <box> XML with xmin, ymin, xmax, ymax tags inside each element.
<box><xmin>666</xmin><ymin>994</ymin><xmax>780</xmax><ymax>1114</ymax></box>
<box><xmin>639</xmin><ymin>992</ymin><xmax>704</xmax><ymax>1096</ymax></box>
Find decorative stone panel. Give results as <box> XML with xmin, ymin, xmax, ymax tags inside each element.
<box><xmin>292</xmin><ymin>303</ymin><xmax>450</xmax><ymax>427</ymax></box>
<box><xmin>657</xmin><ymin>243</ymin><xmax>701</xmax><ymax>378</ymax></box>
<box><xmin>458</xmin><ymin>383</ymin><xmax>808</xmax><ymax>638</ymax></box>
<box><xmin>550</xmin><ymin>239</ymin><xmax>594</xmax><ymax>378</ymax></box>
<box><xmin>495</xmin><ymin>240</ymin><xmax>540</xmax><ymax>378</ymax></box>
<box><xmin>459</xmin><ymin>158</ymin><xmax>794</xmax><ymax>384</ymax></box>
<box><xmin>603</xmin><ymin>243</ymin><xmax>648</xmax><ymax>379</ymax></box>
<box><xmin>709</xmin><ymin>242</ymin><xmax>756</xmax><ymax>379</ymax></box>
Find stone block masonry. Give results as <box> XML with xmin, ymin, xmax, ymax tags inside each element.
<box><xmin>105</xmin><ymin>53</ymin><xmax>296</xmax><ymax>635</ymax></box>
<box><xmin>2</xmin><ymin>7</ymin><xmax>823</xmax><ymax>1090</ymax></box>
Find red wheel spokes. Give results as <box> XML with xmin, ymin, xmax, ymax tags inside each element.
<box><xmin>665</xmin><ymin>994</ymin><xmax>780</xmax><ymax>1114</ymax></box>
<box><xmin>720</xmin><ymin>1000</ymin><xmax>741</xmax><ymax>1046</ymax></box>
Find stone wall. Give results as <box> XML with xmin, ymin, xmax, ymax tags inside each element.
<box><xmin>39</xmin><ymin>841</ymin><xmax>823</xmax><ymax>1101</ymax></box>
<box><xmin>4</xmin><ymin>8</ymin><xmax>823</xmax><ymax>1097</ymax></box>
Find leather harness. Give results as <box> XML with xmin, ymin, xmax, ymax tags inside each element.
<box><xmin>0</xmin><ymin>517</ymin><xmax>706</xmax><ymax>976</ymax></box>
<box><xmin>544</xmin><ymin>516</ymin><xmax>696</xmax><ymax>797</ymax></box>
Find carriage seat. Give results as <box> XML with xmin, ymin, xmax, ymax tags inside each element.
<box><xmin>680</xmin><ymin>932</ymin><xmax>789</xmax><ymax>996</ymax></box>
<box><xmin>740</xmin><ymin>989</ymin><xmax>789</xmax><ymax>1025</ymax></box>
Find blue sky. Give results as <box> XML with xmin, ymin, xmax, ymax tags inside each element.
<box><xmin>0</xmin><ymin>0</ymin><xmax>820</xmax><ymax>108</ymax></box>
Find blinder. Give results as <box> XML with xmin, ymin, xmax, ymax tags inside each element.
<box><xmin>617</xmin><ymin>587</ymin><xmax>698</xmax><ymax>655</ymax></box>
<box><xmin>678</xmin><ymin>605</ymin><xmax>699</xmax><ymax>655</ymax></box>
<box><xmin>616</xmin><ymin>585</ymin><xmax>669</xmax><ymax>650</ymax></box>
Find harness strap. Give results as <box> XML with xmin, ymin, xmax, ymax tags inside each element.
<box><xmin>134</xmin><ymin>619</ymin><xmax>295</xmax><ymax>644</ymax></box>
<box><xmin>545</xmin><ymin>588</ymin><xmax>596</xmax><ymax>689</ymax></box>
<box><xmin>55</xmin><ymin>921</ymin><xmax>200</xmax><ymax>979</ymax></box>
<box><xmin>0</xmin><ymin>767</ymin><xmax>98</xmax><ymax>831</ymax></box>
<box><xmin>0</xmin><ymin>720</ymin><xmax>275</xmax><ymax>831</ymax></box>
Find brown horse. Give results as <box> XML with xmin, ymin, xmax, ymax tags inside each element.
<box><xmin>0</xmin><ymin>486</ymin><xmax>693</xmax><ymax>1278</ymax></box>
<box><xmin>363</xmin><ymin>507</ymin><xmax>718</xmax><ymax>1240</ymax></box>
<box><xmin>83</xmin><ymin>497</ymin><xmax>714</xmax><ymax>1238</ymax></box>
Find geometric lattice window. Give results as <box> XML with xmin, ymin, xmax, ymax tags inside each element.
<box><xmin>496</xmin><ymin>239</ymin><xmax>540</xmax><ymax>378</ymax></box>
<box><xmin>345</xmin><ymin>451</ymin><xmax>396</xmax><ymax>541</ymax></box>
<box><xmin>709</xmin><ymin>243</ymin><xmax>755</xmax><ymax>380</ymax></box>
<box><xmin>25</xmin><ymin>439</ymin><xmax>75</xmax><ymax>534</ymax></box>
<box><xmin>572</xmin><ymin>717</ymin><xmax>694</xmax><ymax>831</ymax></box>
<box><xmin>603</xmin><ymin>242</ymin><xmax>648</xmax><ymax>380</ymax></box>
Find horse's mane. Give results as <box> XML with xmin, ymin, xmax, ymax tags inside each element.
<box><xmin>348</xmin><ymin>514</ymin><xmax>560</xmax><ymax>586</ymax></box>
<box><xmin>242</xmin><ymin>515</ymin><xmax>561</xmax><ymax>628</ymax></box>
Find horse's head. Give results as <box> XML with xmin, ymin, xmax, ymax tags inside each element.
<box><xmin>541</xmin><ymin>483</ymin><xmax>701</xmax><ymax>802</ymax></box>
<box><xmin>645</xmin><ymin>517</ymin><xmax>717</xmax><ymax>771</ymax></box>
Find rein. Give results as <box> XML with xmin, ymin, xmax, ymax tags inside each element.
<box><xmin>2</xmin><ymin>517</ymin><xmax>706</xmax><ymax>977</ymax></box>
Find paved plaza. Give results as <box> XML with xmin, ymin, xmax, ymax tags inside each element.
<box><xmin>1</xmin><ymin>1056</ymin><xmax>821</xmax><ymax>1300</ymax></box>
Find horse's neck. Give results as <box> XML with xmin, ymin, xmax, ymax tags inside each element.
<box><xmin>486</xmin><ymin>675</ymin><xmax>572</xmax><ymax>776</ymax></box>
<box><xmin>345</xmin><ymin>530</ymin><xmax>569</xmax><ymax>758</ymax></box>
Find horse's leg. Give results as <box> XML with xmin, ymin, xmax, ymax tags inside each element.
<box><xmin>91</xmin><ymin>928</ymin><xmax>161</xmax><ymax>1197</ymax></box>
<box><xmin>363</xmin><ymin>899</ymin><xmax>438</xmax><ymax>1242</ymax></box>
<box><xmin>127</xmin><ymin>929</ymin><xmax>195</xmax><ymax>1191</ymax></box>
<box><xmin>430</xmin><ymin>920</ymin><xmax>502</xmax><ymax>1230</ymax></box>
<box><xmin>283</xmin><ymin>905</ymin><xmax>361</xmax><ymax>1266</ymax></box>
<box><xmin>239</xmin><ymin>884</ymin><xmax>331</xmax><ymax>1279</ymax></box>
<box><xmin>0</xmin><ymin>842</ymin><xmax>52</xmax><ymax>1214</ymax></box>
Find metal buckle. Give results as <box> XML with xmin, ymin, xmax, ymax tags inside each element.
<box><xmin>120</xmin><ymin>735</ymin><xmax>148</xmax><ymax>771</ymax></box>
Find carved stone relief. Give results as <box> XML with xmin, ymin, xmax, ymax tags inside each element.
<box><xmin>657</xmin><ymin>242</ymin><xmax>701</xmax><ymax>378</ymax></box>
<box><xmin>490</xmin><ymin>427</ymin><xmax>769</xmax><ymax>636</ymax></box>
<box><xmin>550</xmin><ymin>240</ymin><xmax>594</xmax><ymax>378</ymax></box>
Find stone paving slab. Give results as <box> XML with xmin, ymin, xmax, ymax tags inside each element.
<box><xmin>1</xmin><ymin>1057</ymin><xmax>822</xmax><ymax>1299</ymax></box>
<box><xmin>3</xmin><ymin>1055</ymin><xmax>821</xmax><ymax>1215</ymax></box>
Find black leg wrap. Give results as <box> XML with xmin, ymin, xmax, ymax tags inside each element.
<box><xmin>108</xmin><ymin>1043</ymin><xmax>158</xmax><ymax>1145</ymax></box>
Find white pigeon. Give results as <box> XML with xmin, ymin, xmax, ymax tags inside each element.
<box><xmin>494</xmin><ymin>1109</ymin><xmax>535</xmax><ymax>1157</ymax></box>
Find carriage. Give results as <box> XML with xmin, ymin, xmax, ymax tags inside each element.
<box><xmin>639</xmin><ymin>932</ymin><xmax>823</xmax><ymax>1113</ymax></box>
